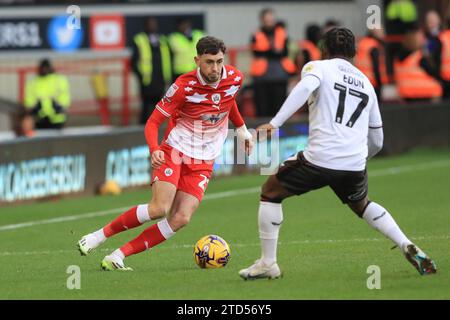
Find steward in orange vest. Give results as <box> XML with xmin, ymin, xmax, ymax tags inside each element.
<box><xmin>295</xmin><ymin>24</ymin><xmax>322</xmax><ymax>72</ymax></box>
<box><xmin>250</xmin><ymin>8</ymin><xmax>297</xmax><ymax>117</ymax></box>
<box><xmin>250</xmin><ymin>23</ymin><xmax>297</xmax><ymax>77</ymax></box>
<box><xmin>439</xmin><ymin>29</ymin><xmax>450</xmax><ymax>98</ymax></box>
<box><xmin>394</xmin><ymin>49</ymin><xmax>443</xmax><ymax>100</ymax></box>
<box><xmin>355</xmin><ymin>31</ymin><xmax>389</xmax><ymax>101</ymax></box>
<box><xmin>393</xmin><ymin>26</ymin><xmax>442</xmax><ymax>101</ymax></box>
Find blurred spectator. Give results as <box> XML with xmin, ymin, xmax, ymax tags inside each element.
<box><xmin>439</xmin><ymin>19</ymin><xmax>450</xmax><ymax>99</ymax></box>
<box><xmin>169</xmin><ymin>17</ymin><xmax>204</xmax><ymax>79</ymax></box>
<box><xmin>131</xmin><ymin>17</ymin><xmax>173</xmax><ymax>125</ymax></box>
<box><xmin>13</xmin><ymin>109</ymin><xmax>35</xmax><ymax>137</ymax></box>
<box><xmin>24</xmin><ymin>59</ymin><xmax>70</xmax><ymax>129</ymax></box>
<box><xmin>393</xmin><ymin>24</ymin><xmax>442</xmax><ymax>102</ymax></box>
<box><xmin>295</xmin><ymin>24</ymin><xmax>322</xmax><ymax>71</ymax></box>
<box><xmin>354</xmin><ymin>27</ymin><xmax>389</xmax><ymax>101</ymax></box>
<box><xmin>423</xmin><ymin>11</ymin><xmax>443</xmax><ymax>77</ymax></box>
<box><xmin>385</xmin><ymin>0</ymin><xmax>419</xmax><ymax>78</ymax></box>
<box><xmin>250</xmin><ymin>8</ymin><xmax>296</xmax><ymax>117</ymax></box>
<box><xmin>323</xmin><ymin>19</ymin><xmax>341</xmax><ymax>34</ymax></box>
<box><xmin>385</xmin><ymin>0</ymin><xmax>418</xmax><ymax>35</ymax></box>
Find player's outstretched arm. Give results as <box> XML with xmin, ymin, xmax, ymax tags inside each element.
<box><xmin>144</xmin><ymin>109</ymin><xmax>167</xmax><ymax>168</ymax></box>
<box><xmin>269</xmin><ymin>75</ymin><xmax>320</xmax><ymax>128</ymax></box>
<box><xmin>230</xmin><ymin>101</ymin><xmax>254</xmax><ymax>155</ymax></box>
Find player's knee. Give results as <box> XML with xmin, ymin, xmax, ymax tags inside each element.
<box><xmin>348</xmin><ymin>199</ymin><xmax>371</xmax><ymax>218</ymax></box>
<box><xmin>169</xmin><ymin>212</ymin><xmax>191</xmax><ymax>231</ymax></box>
<box><xmin>260</xmin><ymin>181</ymin><xmax>284</xmax><ymax>203</ymax></box>
<box><xmin>148</xmin><ymin>201</ymin><xmax>170</xmax><ymax>220</ymax></box>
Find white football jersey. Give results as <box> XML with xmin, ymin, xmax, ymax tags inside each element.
<box><xmin>301</xmin><ymin>58</ymin><xmax>383</xmax><ymax>171</ymax></box>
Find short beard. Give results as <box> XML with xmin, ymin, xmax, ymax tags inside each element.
<box><xmin>201</xmin><ymin>69</ymin><xmax>221</xmax><ymax>84</ymax></box>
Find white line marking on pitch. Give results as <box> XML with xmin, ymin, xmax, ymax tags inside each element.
<box><xmin>0</xmin><ymin>234</ymin><xmax>448</xmax><ymax>256</ymax></box>
<box><xmin>0</xmin><ymin>159</ymin><xmax>449</xmax><ymax>232</ymax></box>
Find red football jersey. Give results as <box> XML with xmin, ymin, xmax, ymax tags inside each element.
<box><xmin>155</xmin><ymin>65</ymin><xmax>244</xmax><ymax>160</ymax></box>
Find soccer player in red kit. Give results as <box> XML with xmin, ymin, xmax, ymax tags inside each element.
<box><xmin>77</xmin><ymin>36</ymin><xmax>254</xmax><ymax>270</ymax></box>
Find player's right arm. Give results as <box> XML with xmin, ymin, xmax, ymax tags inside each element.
<box><xmin>256</xmin><ymin>62</ymin><xmax>321</xmax><ymax>138</ymax></box>
<box><xmin>144</xmin><ymin>82</ymin><xmax>185</xmax><ymax>168</ymax></box>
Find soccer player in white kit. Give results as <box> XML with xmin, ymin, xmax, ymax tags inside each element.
<box><xmin>239</xmin><ymin>28</ymin><xmax>437</xmax><ymax>280</ymax></box>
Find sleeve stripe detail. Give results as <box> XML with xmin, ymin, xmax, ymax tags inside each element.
<box><xmin>369</xmin><ymin>125</ymin><xmax>383</xmax><ymax>129</ymax></box>
<box><xmin>156</xmin><ymin>105</ymin><xmax>171</xmax><ymax>117</ymax></box>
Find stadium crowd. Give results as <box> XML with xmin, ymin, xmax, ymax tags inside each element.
<box><xmin>16</xmin><ymin>0</ymin><xmax>450</xmax><ymax>137</ymax></box>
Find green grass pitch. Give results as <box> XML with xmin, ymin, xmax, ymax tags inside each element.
<box><xmin>0</xmin><ymin>148</ymin><xmax>449</xmax><ymax>299</ymax></box>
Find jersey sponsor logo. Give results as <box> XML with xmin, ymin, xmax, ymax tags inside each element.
<box><xmin>211</xmin><ymin>93</ymin><xmax>221</xmax><ymax>104</ymax></box>
<box><xmin>164</xmin><ymin>168</ymin><xmax>173</xmax><ymax>177</ymax></box>
<box><xmin>165</xmin><ymin>83</ymin><xmax>179</xmax><ymax>98</ymax></box>
<box><xmin>201</xmin><ymin>111</ymin><xmax>227</xmax><ymax>124</ymax></box>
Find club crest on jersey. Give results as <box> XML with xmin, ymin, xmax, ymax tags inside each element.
<box><xmin>164</xmin><ymin>168</ymin><xmax>173</xmax><ymax>177</ymax></box>
<box><xmin>165</xmin><ymin>83</ymin><xmax>179</xmax><ymax>98</ymax></box>
<box><xmin>211</xmin><ymin>93</ymin><xmax>221</xmax><ymax>104</ymax></box>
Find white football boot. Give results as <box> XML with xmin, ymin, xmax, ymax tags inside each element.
<box><xmin>239</xmin><ymin>259</ymin><xmax>282</xmax><ymax>280</ymax></box>
<box><xmin>77</xmin><ymin>232</ymin><xmax>105</xmax><ymax>256</ymax></box>
<box><xmin>101</xmin><ymin>254</ymin><xmax>133</xmax><ymax>271</ymax></box>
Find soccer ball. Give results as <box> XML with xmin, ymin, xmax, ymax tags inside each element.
<box><xmin>193</xmin><ymin>235</ymin><xmax>231</xmax><ymax>269</ymax></box>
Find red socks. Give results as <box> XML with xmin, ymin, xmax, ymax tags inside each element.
<box><xmin>103</xmin><ymin>206</ymin><xmax>142</xmax><ymax>238</ymax></box>
<box><xmin>120</xmin><ymin>224</ymin><xmax>167</xmax><ymax>257</ymax></box>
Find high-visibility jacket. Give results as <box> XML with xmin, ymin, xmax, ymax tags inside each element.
<box><xmin>168</xmin><ymin>30</ymin><xmax>204</xmax><ymax>75</ymax></box>
<box><xmin>134</xmin><ymin>33</ymin><xmax>172</xmax><ymax>86</ymax></box>
<box><xmin>386</xmin><ymin>0</ymin><xmax>417</xmax><ymax>23</ymax></box>
<box><xmin>299</xmin><ymin>40</ymin><xmax>321</xmax><ymax>62</ymax></box>
<box><xmin>250</xmin><ymin>26</ymin><xmax>297</xmax><ymax>77</ymax></box>
<box><xmin>355</xmin><ymin>37</ymin><xmax>389</xmax><ymax>87</ymax></box>
<box><xmin>394</xmin><ymin>50</ymin><xmax>443</xmax><ymax>99</ymax></box>
<box><xmin>24</xmin><ymin>73</ymin><xmax>70</xmax><ymax>124</ymax></box>
<box><xmin>439</xmin><ymin>30</ymin><xmax>450</xmax><ymax>81</ymax></box>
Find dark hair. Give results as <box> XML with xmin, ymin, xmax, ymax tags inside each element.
<box><xmin>324</xmin><ymin>19</ymin><xmax>340</xmax><ymax>28</ymax></box>
<box><xmin>306</xmin><ymin>24</ymin><xmax>322</xmax><ymax>44</ymax></box>
<box><xmin>196</xmin><ymin>36</ymin><xmax>226</xmax><ymax>55</ymax></box>
<box><xmin>321</xmin><ymin>27</ymin><xmax>356</xmax><ymax>59</ymax></box>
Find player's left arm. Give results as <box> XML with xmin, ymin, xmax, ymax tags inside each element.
<box><xmin>227</xmin><ymin>69</ymin><xmax>253</xmax><ymax>155</ymax></box>
<box><xmin>367</xmin><ymin>94</ymin><xmax>384</xmax><ymax>159</ymax></box>
<box><xmin>229</xmin><ymin>100</ymin><xmax>254</xmax><ymax>155</ymax></box>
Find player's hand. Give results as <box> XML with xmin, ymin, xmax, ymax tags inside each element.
<box><xmin>151</xmin><ymin>150</ymin><xmax>165</xmax><ymax>168</ymax></box>
<box><xmin>256</xmin><ymin>123</ymin><xmax>277</xmax><ymax>141</ymax></box>
<box><xmin>244</xmin><ymin>138</ymin><xmax>254</xmax><ymax>156</ymax></box>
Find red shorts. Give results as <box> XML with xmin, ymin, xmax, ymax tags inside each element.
<box><xmin>151</xmin><ymin>143</ymin><xmax>214</xmax><ymax>202</ymax></box>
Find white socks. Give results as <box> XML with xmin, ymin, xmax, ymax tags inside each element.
<box><xmin>157</xmin><ymin>218</ymin><xmax>176</xmax><ymax>240</ymax></box>
<box><xmin>258</xmin><ymin>201</ymin><xmax>283</xmax><ymax>265</ymax></box>
<box><xmin>137</xmin><ymin>204</ymin><xmax>151</xmax><ymax>224</ymax></box>
<box><xmin>362</xmin><ymin>201</ymin><xmax>412</xmax><ymax>249</ymax></box>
